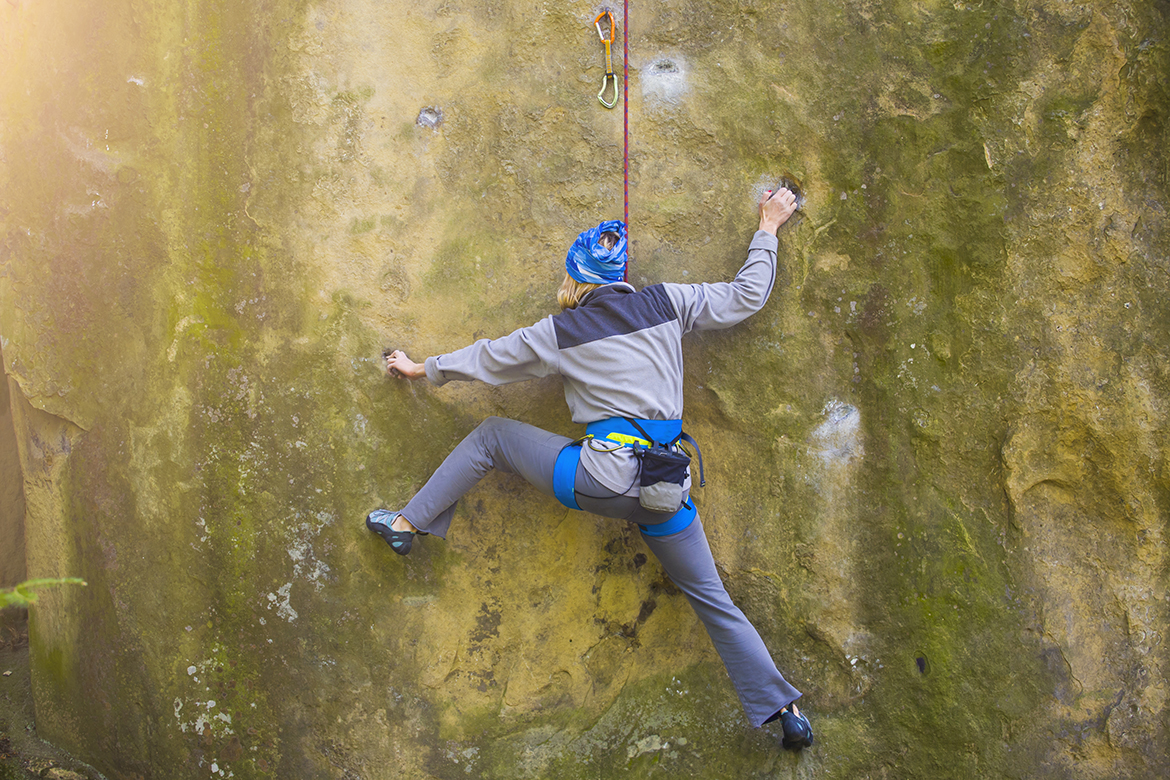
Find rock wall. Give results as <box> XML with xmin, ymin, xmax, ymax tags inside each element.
<box><xmin>1</xmin><ymin>0</ymin><xmax>1166</xmax><ymax>778</ymax></box>
<box><xmin>1</xmin><ymin>366</ymin><xmax>26</xmax><ymax>592</ymax></box>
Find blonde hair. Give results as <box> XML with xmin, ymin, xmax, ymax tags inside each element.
<box><xmin>557</xmin><ymin>274</ymin><xmax>601</xmax><ymax>310</ymax></box>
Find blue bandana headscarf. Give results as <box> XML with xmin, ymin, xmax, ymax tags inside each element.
<box><xmin>565</xmin><ymin>220</ymin><xmax>627</xmax><ymax>284</ymax></box>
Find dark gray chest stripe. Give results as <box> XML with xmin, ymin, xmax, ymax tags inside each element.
<box><xmin>553</xmin><ymin>285</ymin><xmax>677</xmax><ymax>349</ymax></box>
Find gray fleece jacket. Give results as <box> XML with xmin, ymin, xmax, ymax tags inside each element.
<box><xmin>423</xmin><ymin>229</ymin><xmax>780</xmax><ymax>493</ymax></box>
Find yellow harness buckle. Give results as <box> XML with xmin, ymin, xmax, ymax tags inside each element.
<box><xmin>604</xmin><ymin>432</ymin><xmax>650</xmax><ymax>447</ymax></box>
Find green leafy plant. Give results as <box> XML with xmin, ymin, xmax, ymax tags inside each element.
<box><xmin>0</xmin><ymin>578</ymin><xmax>87</xmax><ymax>609</ymax></box>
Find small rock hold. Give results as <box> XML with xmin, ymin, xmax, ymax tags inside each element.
<box><xmin>417</xmin><ymin>106</ymin><xmax>443</xmax><ymax>129</ymax></box>
<box><xmin>43</xmin><ymin>769</ymin><xmax>89</xmax><ymax>780</ymax></box>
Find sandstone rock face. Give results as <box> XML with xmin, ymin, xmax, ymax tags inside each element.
<box><xmin>1</xmin><ymin>0</ymin><xmax>1166</xmax><ymax>777</ymax></box>
<box><xmin>1</xmin><ymin>352</ymin><xmax>26</xmax><ymax>592</ymax></box>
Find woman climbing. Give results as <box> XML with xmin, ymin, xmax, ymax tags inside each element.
<box><xmin>367</xmin><ymin>186</ymin><xmax>814</xmax><ymax>750</ymax></box>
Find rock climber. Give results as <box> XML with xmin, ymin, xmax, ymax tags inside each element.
<box><xmin>367</xmin><ymin>186</ymin><xmax>814</xmax><ymax>750</ymax></box>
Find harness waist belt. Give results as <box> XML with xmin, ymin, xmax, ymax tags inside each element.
<box><xmin>585</xmin><ymin>417</ymin><xmax>682</xmax><ymax>444</ymax></box>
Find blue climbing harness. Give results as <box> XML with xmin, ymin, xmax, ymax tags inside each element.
<box><xmin>552</xmin><ymin>418</ymin><xmax>703</xmax><ymax>537</ymax></box>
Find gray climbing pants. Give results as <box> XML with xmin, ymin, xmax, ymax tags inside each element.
<box><xmin>400</xmin><ymin>416</ymin><xmax>802</xmax><ymax>727</ymax></box>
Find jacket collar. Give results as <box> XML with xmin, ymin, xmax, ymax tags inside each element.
<box><xmin>579</xmin><ymin>282</ymin><xmax>636</xmax><ymax>306</ymax></box>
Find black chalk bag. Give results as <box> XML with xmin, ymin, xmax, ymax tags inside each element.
<box><xmin>626</xmin><ymin>419</ymin><xmax>705</xmax><ymax>515</ymax></box>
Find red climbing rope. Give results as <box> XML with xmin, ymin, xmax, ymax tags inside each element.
<box><xmin>623</xmin><ymin>0</ymin><xmax>630</xmax><ymax>280</ymax></box>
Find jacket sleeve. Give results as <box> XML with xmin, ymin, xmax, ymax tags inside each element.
<box><xmin>424</xmin><ymin>317</ymin><xmax>560</xmax><ymax>386</ymax></box>
<box><xmin>660</xmin><ymin>230</ymin><xmax>779</xmax><ymax>334</ymax></box>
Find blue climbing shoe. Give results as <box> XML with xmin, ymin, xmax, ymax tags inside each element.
<box><xmin>780</xmin><ymin>705</ymin><xmax>814</xmax><ymax>750</ymax></box>
<box><xmin>366</xmin><ymin>509</ymin><xmax>415</xmax><ymax>556</ymax></box>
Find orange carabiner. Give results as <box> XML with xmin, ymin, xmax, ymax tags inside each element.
<box><xmin>595</xmin><ymin>10</ymin><xmax>615</xmax><ymax>46</ymax></box>
<box><xmin>594</xmin><ymin>11</ymin><xmax>618</xmax><ymax>108</ymax></box>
